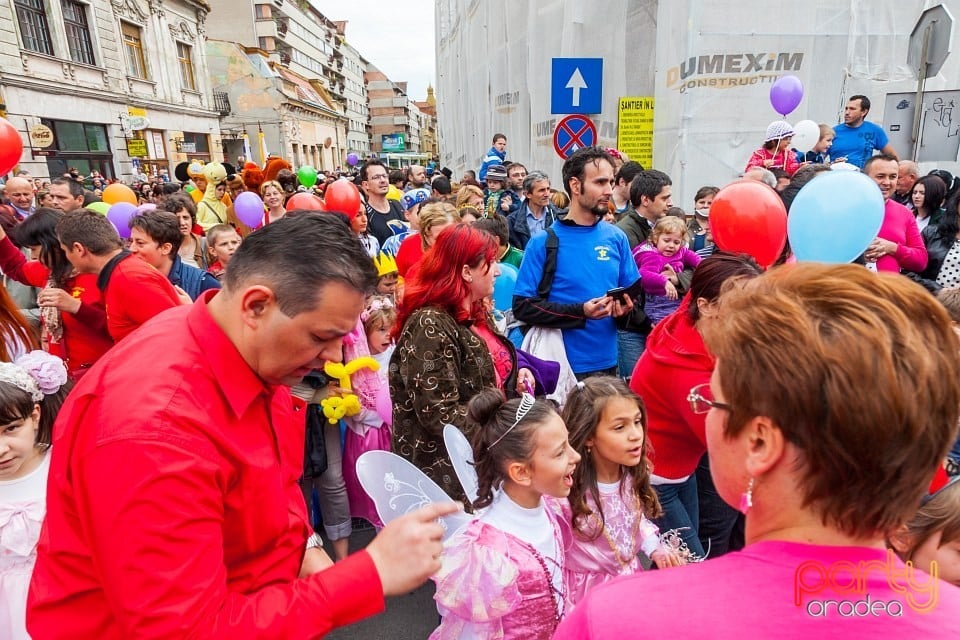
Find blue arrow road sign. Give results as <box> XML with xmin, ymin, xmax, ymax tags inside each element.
<box><xmin>551</xmin><ymin>58</ymin><xmax>603</xmax><ymax>114</ymax></box>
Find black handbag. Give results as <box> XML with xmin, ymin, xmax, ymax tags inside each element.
<box><xmin>302</xmin><ymin>403</ymin><xmax>329</xmax><ymax>478</ymax></box>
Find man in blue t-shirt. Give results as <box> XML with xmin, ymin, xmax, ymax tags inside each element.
<box><xmin>513</xmin><ymin>146</ymin><xmax>640</xmax><ymax>379</ymax></box>
<box><xmin>831</xmin><ymin>95</ymin><xmax>899</xmax><ymax>169</ymax></box>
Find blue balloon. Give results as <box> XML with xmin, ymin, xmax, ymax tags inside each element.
<box><xmin>787</xmin><ymin>171</ymin><xmax>885</xmax><ymax>264</ymax></box>
<box><xmin>493</xmin><ymin>262</ymin><xmax>519</xmax><ymax>311</ymax></box>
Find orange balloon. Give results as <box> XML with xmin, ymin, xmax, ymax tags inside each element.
<box><xmin>101</xmin><ymin>183</ymin><xmax>138</xmax><ymax>206</ymax></box>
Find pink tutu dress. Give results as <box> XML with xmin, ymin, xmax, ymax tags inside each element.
<box><xmin>561</xmin><ymin>477</ymin><xmax>661</xmax><ymax>608</ymax></box>
<box><xmin>431</xmin><ymin>492</ymin><xmax>570</xmax><ymax>639</ymax></box>
<box><xmin>342</xmin><ymin>342</ymin><xmax>394</xmax><ymax>529</ymax></box>
<box><xmin>0</xmin><ymin>451</ymin><xmax>50</xmax><ymax>640</ymax></box>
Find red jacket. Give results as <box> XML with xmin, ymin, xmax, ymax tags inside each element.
<box><xmin>630</xmin><ymin>297</ymin><xmax>714</xmax><ymax>479</ymax></box>
<box><xmin>28</xmin><ymin>292</ymin><xmax>385</xmax><ymax>638</ymax></box>
<box><xmin>0</xmin><ymin>236</ymin><xmax>112</xmax><ymax>374</ymax></box>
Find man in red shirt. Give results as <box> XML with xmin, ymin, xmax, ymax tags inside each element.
<box><xmin>56</xmin><ymin>209</ymin><xmax>183</xmax><ymax>341</ymax></box>
<box><xmin>28</xmin><ymin>213</ymin><xmax>456</xmax><ymax>638</ymax></box>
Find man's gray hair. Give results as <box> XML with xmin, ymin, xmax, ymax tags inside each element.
<box><xmin>522</xmin><ymin>171</ymin><xmax>550</xmax><ymax>194</ymax></box>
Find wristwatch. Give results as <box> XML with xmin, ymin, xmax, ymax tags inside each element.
<box><xmin>306</xmin><ymin>532</ymin><xmax>324</xmax><ymax>550</ymax></box>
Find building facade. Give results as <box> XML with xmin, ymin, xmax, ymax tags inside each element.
<box><xmin>206</xmin><ymin>39</ymin><xmax>345</xmax><ymax>171</ymax></box>
<box><xmin>415</xmin><ymin>85</ymin><xmax>439</xmax><ymax>160</ymax></box>
<box><xmin>338</xmin><ymin>37</ymin><xmax>371</xmax><ymax>159</ymax></box>
<box><xmin>204</xmin><ymin>0</ymin><xmax>357</xmax><ymax>168</ymax></box>
<box><xmin>2</xmin><ymin>0</ymin><xmax>222</xmax><ymax>181</ymax></box>
<box><xmin>366</xmin><ymin>65</ymin><xmax>413</xmax><ymax>155</ymax></box>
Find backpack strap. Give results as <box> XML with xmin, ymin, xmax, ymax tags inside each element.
<box><xmin>536</xmin><ymin>227</ymin><xmax>559</xmax><ymax>298</ymax></box>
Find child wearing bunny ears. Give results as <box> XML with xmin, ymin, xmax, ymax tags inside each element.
<box><xmin>0</xmin><ymin>352</ymin><xmax>70</xmax><ymax>640</ymax></box>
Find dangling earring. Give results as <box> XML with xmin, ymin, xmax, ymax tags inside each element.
<box><xmin>739</xmin><ymin>477</ymin><xmax>755</xmax><ymax>515</ymax></box>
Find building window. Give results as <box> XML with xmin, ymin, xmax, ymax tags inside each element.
<box><xmin>121</xmin><ymin>21</ymin><xmax>147</xmax><ymax>79</ymax></box>
<box><xmin>254</xmin><ymin>3</ymin><xmax>271</xmax><ymax>19</ymax></box>
<box><xmin>177</xmin><ymin>42</ymin><xmax>196</xmax><ymax>90</ymax></box>
<box><xmin>258</xmin><ymin>36</ymin><xmax>274</xmax><ymax>51</ymax></box>
<box><xmin>14</xmin><ymin>0</ymin><xmax>53</xmax><ymax>55</ymax></box>
<box><xmin>62</xmin><ymin>0</ymin><xmax>95</xmax><ymax>65</ymax></box>
<box><xmin>180</xmin><ymin>132</ymin><xmax>210</xmax><ymax>160</ymax></box>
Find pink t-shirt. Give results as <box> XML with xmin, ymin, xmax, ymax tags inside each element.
<box><xmin>876</xmin><ymin>199</ymin><xmax>927</xmax><ymax>273</ymax></box>
<box><xmin>554</xmin><ymin>540</ymin><xmax>960</xmax><ymax>639</ymax></box>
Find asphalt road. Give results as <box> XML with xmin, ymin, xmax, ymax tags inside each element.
<box><xmin>326</xmin><ymin>527</ymin><xmax>440</xmax><ymax>640</ymax></box>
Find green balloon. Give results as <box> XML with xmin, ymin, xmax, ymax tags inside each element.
<box><xmin>85</xmin><ymin>201</ymin><xmax>110</xmax><ymax>216</ymax></box>
<box><xmin>297</xmin><ymin>165</ymin><xmax>318</xmax><ymax>189</ymax></box>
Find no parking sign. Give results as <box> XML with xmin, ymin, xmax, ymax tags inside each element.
<box><xmin>553</xmin><ymin>115</ymin><xmax>597</xmax><ymax>159</ymax></box>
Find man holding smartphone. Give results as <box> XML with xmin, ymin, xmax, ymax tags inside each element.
<box><xmin>513</xmin><ymin>147</ymin><xmax>640</xmax><ymax>380</ymax></box>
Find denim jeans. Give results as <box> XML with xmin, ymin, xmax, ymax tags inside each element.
<box><xmin>652</xmin><ymin>475</ymin><xmax>705</xmax><ymax>558</ymax></box>
<box><xmin>695</xmin><ymin>455</ymin><xmax>744</xmax><ymax>558</ymax></box>
<box><xmin>617</xmin><ymin>329</ymin><xmax>646</xmax><ymax>380</ymax></box>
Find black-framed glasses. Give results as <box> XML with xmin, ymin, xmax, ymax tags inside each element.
<box><xmin>687</xmin><ymin>383</ymin><xmax>732</xmax><ymax>414</ymax></box>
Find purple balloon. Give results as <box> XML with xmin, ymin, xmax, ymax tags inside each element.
<box><xmin>346</xmin><ymin>152</ymin><xmax>359</xmax><ymax>166</ymax></box>
<box><xmin>769</xmin><ymin>75</ymin><xmax>804</xmax><ymax>116</ymax></box>
<box><xmin>107</xmin><ymin>202</ymin><xmax>137</xmax><ymax>239</ymax></box>
<box><xmin>233</xmin><ymin>191</ymin><xmax>265</xmax><ymax>228</ymax></box>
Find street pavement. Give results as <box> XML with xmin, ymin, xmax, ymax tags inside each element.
<box><xmin>326</xmin><ymin>527</ymin><xmax>439</xmax><ymax>640</ymax></box>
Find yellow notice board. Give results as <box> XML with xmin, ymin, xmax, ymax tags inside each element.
<box><xmin>127</xmin><ymin>138</ymin><xmax>148</xmax><ymax>157</ymax></box>
<box><xmin>617</xmin><ymin>97</ymin><xmax>654</xmax><ymax>168</ymax></box>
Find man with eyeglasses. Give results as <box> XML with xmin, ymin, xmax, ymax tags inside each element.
<box><xmin>359</xmin><ymin>160</ymin><xmax>406</xmax><ymax>246</ymax></box>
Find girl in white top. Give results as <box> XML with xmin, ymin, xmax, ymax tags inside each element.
<box><xmin>0</xmin><ymin>351</ymin><xmax>70</xmax><ymax>640</ymax></box>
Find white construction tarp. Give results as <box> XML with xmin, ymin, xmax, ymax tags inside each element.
<box><xmin>436</xmin><ymin>0</ymin><xmax>960</xmax><ymax>205</ymax></box>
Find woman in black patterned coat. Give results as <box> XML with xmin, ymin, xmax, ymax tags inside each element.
<box><xmin>390</xmin><ymin>224</ymin><xmax>535</xmax><ymax>504</ymax></box>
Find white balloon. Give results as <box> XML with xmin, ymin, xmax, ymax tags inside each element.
<box><xmin>356</xmin><ymin>450</ymin><xmax>473</xmax><ymax>541</ymax></box>
<box><xmin>792</xmin><ymin>119</ymin><xmax>821</xmax><ymax>154</ymax></box>
<box><xmin>443</xmin><ymin>424</ymin><xmax>479</xmax><ymax>504</ymax></box>
<box><xmin>829</xmin><ymin>162</ymin><xmax>860</xmax><ymax>172</ymax></box>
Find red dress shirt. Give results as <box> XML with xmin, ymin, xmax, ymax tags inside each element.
<box><xmin>101</xmin><ymin>253</ymin><xmax>181</xmax><ymax>341</ymax></box>
<box><xmin>0</xmin><ymin>235</ymin><xmax>112</xmax><ymax>374</ymax></box>
<box><xmin>28</xmin><ymin>291</ymin><xmax>385</xmax><ymax>638</ymax></box>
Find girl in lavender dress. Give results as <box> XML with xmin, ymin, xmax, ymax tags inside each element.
<box><xmin>560</xmin><ymin>377</ymin><xmax>686</xmax><ymax>609</ymax></box>
<box><xmin>431</xmin><ymin>389</ymin><xmax>581</xmax><ymax>640</ymax></box>
<box><xmin>0</xmin><ymin>352</ymin><xmax>70</xmax><ymax>640</ymax></box>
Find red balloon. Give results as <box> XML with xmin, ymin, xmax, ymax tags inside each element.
<box><xmin>285</xmin><ymin>192</ymin><xmax>326</xmax><ymax>212</ymax></box>
<box><xmin>0</xmin><ymin>118</ymin><xmax>24</xmax><ymax>176</ymax></box>
<box><xmin>709</xmin><ymin>181</ymin><xmax>788</xmax><ymax>268</ymax></box>
<box><xmin>323</xmin><ymin>178</ymin><xmax>361</xmax><ymax>217</ymax></box>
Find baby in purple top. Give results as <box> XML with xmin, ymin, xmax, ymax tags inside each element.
<box><xmin>632</xmin><ymin>216</ymin><xmax>702</xmax><ymax>324</ymax></box>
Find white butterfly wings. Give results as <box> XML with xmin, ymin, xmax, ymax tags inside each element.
<box><xmin>356</xmin><ymin>450</ymin><xmax>473</xmax><ymax>541</ymax></box>
<box><xmin>443</xmin><ymin>423</ymin><xmax>480</xmax><ymax>505</ymax></box>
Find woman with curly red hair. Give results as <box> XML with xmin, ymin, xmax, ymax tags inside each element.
<box><xmin>390</xmin><ymin>224</ymin><xmax>536</xmax><ymax>503</ymax></box>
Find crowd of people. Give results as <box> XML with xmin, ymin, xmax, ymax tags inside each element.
<box><xmin>0</xmin><ymin>94</ymin><xmax>958</xmax><ymax>639</ymax></box>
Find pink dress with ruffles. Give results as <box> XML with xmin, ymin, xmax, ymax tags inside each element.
<box><xmin>561</xmin><ymin>478</ymin><xmax>661</xmax><ymax>608</ymax></box>
<box><xmin>431</xmin><ymin>507</ymin><xmax>568</xmax><ymax>639</ymax></box>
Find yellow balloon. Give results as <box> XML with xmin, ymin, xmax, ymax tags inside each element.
<box><xmin>190</xmin><ymin>188</ymin><xmax>203</xmax><ymax>203</ymax></box>
<box><xmin>101</xmin><ymin>183</ymin><xmax>138</xmax><ymax>206</ymax></box>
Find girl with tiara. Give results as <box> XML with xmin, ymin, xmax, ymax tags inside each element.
<box><xmin>560</xmin><ymin>377</ymin><xmax>686</xmax><ymax>608</ymax></box>
<box><xmin>431</xmin><ymin>388</ymin><xmax>581</xmax><ymax>639</ymax></box>
<box><xmin>342</xmin><ymin>296</ymin><xmax>396</xmax><ymax>529</ymax></box>
<box><xmin>0</xmin><ymin>351</ymin><xmax>70</xmax><ymax>640</ymax></box>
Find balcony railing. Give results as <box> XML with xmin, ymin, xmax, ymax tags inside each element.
<box><xmin>213</xmin><ymin>91</ymin><xmax>231</xmax><ymax>116</ymax></box>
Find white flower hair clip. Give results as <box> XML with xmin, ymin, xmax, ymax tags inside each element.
<box><xmin>0</xmin><ymin>351</ymin><xmax>69</xmax><ymax>401</ymax></box>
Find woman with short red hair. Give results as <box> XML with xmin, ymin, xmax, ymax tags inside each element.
<box><xmin>391</xmin><ymin>224</ymin><xmax>536</xmax><ymax>503</ymax></box>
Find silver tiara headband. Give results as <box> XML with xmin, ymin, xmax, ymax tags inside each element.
<box><xmin>0</xmin><ymin>351</ymin><xmax>68</xmax><ymax>402</ymax></box>
<box><xmin>489</xmin><ymin>393</ymin><xmax>536</xmax><ymax>449</ymax></box>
